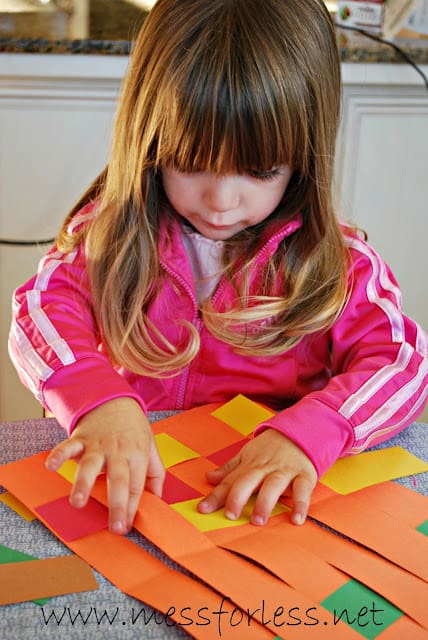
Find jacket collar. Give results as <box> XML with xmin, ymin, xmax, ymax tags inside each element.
<box><xmin>159</xmin><ymin>208</ymin><xmax>303</xmax><ymax>263</ymax></box>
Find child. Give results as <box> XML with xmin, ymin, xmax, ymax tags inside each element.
<box><xmin>9</xmin><ymin>0</ymin><xmax>427</xmax><ymax>536</ymax></box>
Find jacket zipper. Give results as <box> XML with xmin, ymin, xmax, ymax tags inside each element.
<box><xmin>161</xmin><ymin>222</ymin><xmax>298</xmax><ymax>408</ymax></box>
<box><xmin>160</xmin><ymin>260</ymin><xmax>200</xmax><ymax>410</ymax></box>
<box><xmin>210</xmin><ymin>229</ymin><xmax>288</xmax><ymax>306</ymax></box>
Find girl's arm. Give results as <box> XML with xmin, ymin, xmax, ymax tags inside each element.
<box><xmin>46</xmin><ymin>397</ymin><xmax>165</xmax><ymax>534</ymax></box>
<box><xmin>9</xmin><ymin>237</ymin><xmax>145</xmax><ymax>433</ymax></box>
<box><xmin>9</xmin><ymin>228</ymin><xmax>164</xmax><ymax>532</ymax></box>
<box><xmin>256</xmin><ymin>235</ymin><xmax>427</xmax><ymax>478</ymax></box>
<box><xmin>199</xmin><ymin>235</ymin><xmax>428</xmax><ymax>524</ymax></box>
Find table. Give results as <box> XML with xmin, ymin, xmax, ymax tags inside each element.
<box><xmin>0</xmin><ymin>414</ymin><xmax>427</xmax><ymax>639</ymax></box>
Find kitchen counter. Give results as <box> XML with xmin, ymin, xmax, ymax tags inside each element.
<box><xmin>0</xmin><ymin>0</ymin><xmax>428</xmax><ymax>64</ymax></box>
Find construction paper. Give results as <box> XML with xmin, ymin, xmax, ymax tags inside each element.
<box><xmin>320</xmin><ymin>447</ymin><xmax>428</xmax><ymax>494</ymax></box>
<box><xmin>0</xmin><ymin>543</ymin><xmax>37</xmax><ymax>565</ymax></box>
<box><xmin>253</xmin><ymin>515</ymin><xmax>428</xmax><ymax>629</ymax></box>
<box><xmin>0</xmin><ymin>463</ymin><xmax>275</xmax><ymax>639</ymax></box>
<box><xmin>168</xmin><ymin>456</ymin><xmax>217</xmax><ymax>494</ymax></box>
<box><xmin>56</xmin><ymin>458</ymin><xmax>78</xmax><ymax>483</ymax></box>
<box><xmin>211</xmin><ymin>528</ymin><xmax>347</xmax><ymax>602</ymax></box>
<box><xmin>378</xmin><ymin>616</ymin><xmax>428</xmax><ymax>640</ymax></box>
<box><xmin>0</xmin><ymin>543</ymin><xmax>49</xmax><ymax>605</ymax></box>
<box><xmin>171</xmin><ymin>496</ymin><xmax>287</xmax><ymax>533</ymax></box>
<box><xmin>162</xmin><ymin>472</ymin><xmax>203</xmax><ymax>504</ymax></box>
<box><xmin>35</xmin><ymin>495</ymin><xmax>108</xmax><ymax>541</ymax></box>
<box><xmin>207</xmin><ymin>438</ymin><xmax>249</xmax><ymax>466</ymax></box>
<box><xmin>0</xmin><ymin>490</ymin><xmax>36</xmax><ymax>520</ymax></box>
<box><xmin>157</xmin><ymin>409</ymin><xmax>244</xmax><ymax>456</ymax></box>
<box><xmin>150</xmin><ymin>402</ymin><xmax>221</xmax><ymax>435</ymax></box>
<box><xmin>68</xmin><ymin>531</ymin><xmax>276</xmax><ymax>640</ymax></box>
<box><xmin>1</xmin><ymin>396</ymin><xmax>428</xmax><ymax>640</ymax></box>
<box><xmin>154</xmin><ymin>433</ymin><xmax>200</xmax><ymax>468</ymax></box>
<box><xmin>417</xmin><ymin>520</ymin><xmax>428</xmax><ymax>535</ymax></box>
<box><xmin>0</xmin><ymin>555</ymin><xmax>98</xmax><ymax>605</ymax></box>
<box><xmin>309</xmin><ymin>492</ymin><xmax>428</xmax><ymax>582</ymax></box>
<box><xmin>211</xmin><ymin>394</ymin><xmax>275</xmax><ymax>435</ymax></box>
<box><xmin>321</xmin><ymin>579</ymin><xmax>402</xmax><ymax>640</ymax></box>
<box><xmin>134</xmin><ymin>495</ymin><xmax>363</xmax><ymax>639</ymax></box>
<box><xmin>0</xmin><ymin>451</ymin><xmax>72</xmax><ymax>505</ymax></box>
<box><xmin>348</xmin><ymin>481</ymin><xmax>428</xmax><ymax>529</ymax></box>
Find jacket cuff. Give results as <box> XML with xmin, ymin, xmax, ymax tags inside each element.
<box><xmin>42</xmin><ymin>357</ymin><xmax>147</xmax><ymax>435</ymax></box>
<box><xmin>254</xmin><ymin>397</ymin><xmax>355</xmax><ymax>477</ymax></box>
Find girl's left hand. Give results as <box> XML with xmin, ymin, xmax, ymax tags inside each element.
<box><xmin>197</xmin><ymin>428</ymin><xmax>317</xmax><ymax>525</ymax></box>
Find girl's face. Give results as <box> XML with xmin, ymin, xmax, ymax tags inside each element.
<box><xmin>162</xmin><ymin>166</ymin><xmax>292</xmax><ymax>240</ymax></box>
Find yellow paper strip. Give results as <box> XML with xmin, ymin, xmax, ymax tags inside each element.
<box><xmin>0</xmin><ymin>491</ymin><xmax>36</xmax><ymax>521</ymax></box>
<box><xmin>56</xmin><ymin>459</ymin><xmax>78</xmax><ymax>484</ymax></box>
<box><xmin>155</xmin><ymin>433</ymin><xmax>200</xmax><ymax>468</ymax></box>
<box><xmin>211</xmin><ymin>394</ymin><xmax>275</xmax><ymax>435</ymax></box>
<box><xmin>172</xmin><ymin>496</ymin><xmax>287</xmax><ymax>532</ymax></box>
<box><xmin>320</xmin><ymin>446</ymin><xmax>428</xmax><ymax>494</ymax></box>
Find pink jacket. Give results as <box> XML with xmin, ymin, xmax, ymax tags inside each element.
<box><xmin>9</xmin><ymin>206</ymin><xmax>428</xmax><ymax>476</ymax></box>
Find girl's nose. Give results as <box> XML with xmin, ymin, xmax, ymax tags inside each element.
<box><xmin>203</xmin><ymin>176</ymin><xmax>240</xmax><ymax>213</ymax></box>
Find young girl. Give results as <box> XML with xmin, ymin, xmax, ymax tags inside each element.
<box><xmin>9</xmin><ymin>0</ymin><xmax>427</xmax><ymax>536</ymax></box>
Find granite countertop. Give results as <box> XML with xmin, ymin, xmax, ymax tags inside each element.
<box><xmin>0</xmin><ymin>0</ymin><xmax>428</xmax><ymax>64</ymax></box>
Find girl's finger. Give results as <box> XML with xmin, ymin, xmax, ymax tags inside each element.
<box><xmin>290</xmin><ymin>474</ymin><xmax>316</xmax><ymax>525</ymax></box>
<box><xmin>197</xmin><ymin>482</ymin><xmax>230</xmax><ymax>515</ymax></box>
<box><xmin>222</xmin><ymin>469</ymin><xmax>265</xmax><ymax>520</ymax></box>
<box><xmin>45</xmin><ymin>438</ymin><xmax>85</xmax><ymax>471</ymax></box>
<box><xmin>251</xmin><ymin>470</ymin><xmax>292</xmax><ymax>526</ymax></box>
<box><xmin>198</xmin><ymin>467</ymin><xmax>264</xmax><ymax>520</ymax></box>
<box><xmin>144</xmin><ymin>442</ymin><xmax>166</xmax><ymax>498</ymax></box>
<box><xmin>205</xmin><ymin>454</ymin><xmax>241</xmax><ymax>485</ymax></box>
<box><xmin>126</xmin><ymin>455</ymin><xmax>148</xmax><ymax>530</ymax></box>
<box><xmin>105</xmin><ymin>457</ymin><xmax>131</xmax><ymax>535</ymax></box>
<box><xmin>69</xmin><ymin>449</ymin><xmax>105</xmax><ymax>509</ymax></box>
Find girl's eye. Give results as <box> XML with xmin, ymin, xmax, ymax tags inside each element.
<box><xmin>248</xmin><ymin>168</ymin><xmax>281</xmax><ymax>181</ymax></box>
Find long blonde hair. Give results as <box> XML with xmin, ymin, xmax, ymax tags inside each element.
<box><xmin>58</xmin><ymin>0</ymin><xmax>349</xmax><ymax>376</ymax></box>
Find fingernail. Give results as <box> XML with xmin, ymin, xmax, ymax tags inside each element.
<box><xmin>71</xmin><ymin>492</ymin><xmax>85</xmax><ymax>508</ymax></box>
<box><xmin>293</xmin><ymin>512</ymin><xmax>305</xmax><ymax>525</ymax></box>
<box><xmin>252</xmin><ymin>514</ymin><xmax>266</xmax><ymax>526</ymax></box>
<box><xmin>224</xmin><ymin>510</ymin><xmax>237</xmax><ymax>521</ymax></box>
<box><xmin>111</xmin><ymin>521</ymin><xmax>125</xmax><ymax>535</ymax></box>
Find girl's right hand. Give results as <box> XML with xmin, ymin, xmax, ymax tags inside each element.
<box><xmin>45</xmin><ymin>397</ymin><xmax>165</xmax><ymax>535</ymax></box>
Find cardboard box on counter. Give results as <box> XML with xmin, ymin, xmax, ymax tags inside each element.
<box><xmin>336</xmin><ymin>0</ymin><xmax>422</xmax><ymax>38</ymax></box>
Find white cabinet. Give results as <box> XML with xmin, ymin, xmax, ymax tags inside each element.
<box><xmin>1</xmin><ymin>55</ymin><xmax>427</xmax><ymax>421</ymax></box>
<box><xmin>0</xmin><ymin>54</ymin><xmax>127</xmax><ymax>421</ymax></box>
<box><xmin>335</xmin><ymin>63</ymin><xmax>428</xmax><ymax>332</ymax></box>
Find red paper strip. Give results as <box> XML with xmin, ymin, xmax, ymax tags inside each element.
<box><xmin>35</xmin><ymin>495</ymin><xmax>108</xmax><ymax>541</ymax></box>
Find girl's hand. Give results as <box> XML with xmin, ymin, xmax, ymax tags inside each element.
<box><xmin>198</xmin><ymin>429</ymin><xmax>317</xmax><ymax>526</ymax></box>
<box><xmin>45</xmin><ymin>397</ymin><xmax>165</xmax><ymax>535</ymax></box>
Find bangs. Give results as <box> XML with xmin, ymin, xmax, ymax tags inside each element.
<box><xmin>154</xmin><ymin>82</ymin><xmax>299</xmax><ymax>176</ymax></box>
<box><xmin>145</xmin><ymin>2</ymin><xmax>312</xmax><ymax>176</ymax></box>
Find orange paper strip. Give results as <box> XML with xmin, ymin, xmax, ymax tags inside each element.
<box><xmin>0</xmin><ymin>454</ymin><xmax>278</xmax><ymax>639</ymax></box>
<box><xmin>349</xmin><ymin>481</ymin><xmax>428</xmax><ymax>529</ymax></box>
<box><xmin>156</xmin><ymin>408</ymin><xmax>244</xmax><ymax>456</ymax></box>
<box><xmin>309</xmin><ymin>492</ymin><xmax>428</xmax><ymax>582</ymax></box>
<box><xmin>134</xmin><ymin>493</ymin><xmax>363</xmax><ymax>639</ymax></box>
<box><xmin>255</xmin><ymin>516</ymin><xmax>428</xmax><ymax>630</ymax></box>
<box><xmin>211</xmin><ymin>527</ymin><xmax>347</xmax><ymax>602</ymax></box>
<box><xmin>69</xmin><ymin>531</ymin><xmax>276</xmax><ymax>640</ymax></box>
<box><xmin>372</xmin><ymin>615</ymin><xmax>428</xmax><ymax>640</ymax></box>
<box><xmin>0</xmin><ymin>555</ymin><xmax>98</xmax><ymax>605</ymax></box>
